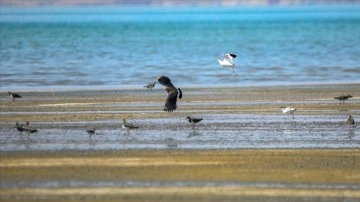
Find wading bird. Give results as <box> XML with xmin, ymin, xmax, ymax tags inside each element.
<box><xmin>15</xmin><ymin>122</ymin><xmax>25</xmax><ymax>133</ymax></box>
<box><xmin>280</xmin><ymin>106</ymin><xmax>297</xmax><ymax>119</ymax></box>
<box><xmin>157</xmin><ymin>76</ymin><xmax>182</xmax><ymax>112</ymax></box>
<box><xmin>144</xmin><ymin>82</ymin><xmax>156</xmax><ymax>91</ymax></box>
<box><xmin>347</xmin><ymin>115</ymin><xmax>355</xmax><ymax>125</ymax></box>
<box><xmin>216</xmin><ymin>53</ymin><xmax>238</xmax><ymax>78</ymax></box>
<box><xmin>8</xmin><ymin>91</ymin><xmax>22</xmax><ymax>102</ymax></box>
<box><xmin>334</xmin><ymin>95</ymin><xmax>352</xmax><ymax>105</ymax></box>
<box><xmin>186</xmin><ymin>116</ymin><xmax>203</xmax><ymax>129</ymax></box>
<box><xmin>23</xmin><ymin>122</ymin><xmax>38</xmax><ymax>134</ymax></box>
<box><xmin>86</xmin><ymin>128</ymin><xmax>96</xmax><ymax>135</ymax></box>
<box><xmin>121</xmin><ymin>118</ymin><xmax>138</xmax><ymax>134</ymax></box>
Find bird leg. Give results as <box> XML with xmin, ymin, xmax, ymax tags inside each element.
<box><xmin>231</xmin><ymin>68</ymin><xmax>238</xmax><ymax>78</ymax></box>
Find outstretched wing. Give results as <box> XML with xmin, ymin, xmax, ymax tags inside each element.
<box><xmin>164</xmin><ymin>86</ymin><xmax>178</xmax><ymax>112</ymax></box>
<box><xmin>158</xmin><ymin>76</ymin><xmax>179</xmax><ymax>112</ymax></box>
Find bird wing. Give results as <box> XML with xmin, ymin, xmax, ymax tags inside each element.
<box><xmin>164</xmin><ymin>86</ymin><xmax>178</xmax><ymax>112</ymax></box>
<box><xmin>158</xmin><ymin>76</ymin><xmax>180</xmax><ymax>112</ymax></box>
<box><xmin>224</xmin><ymin>54</ymin><xmax>235</xmax><ymax>65</ymax></box>
<box><xmin>158</xmin><ymin>76</ymin><xmax>172</xmax><ymax>86</ymax></box>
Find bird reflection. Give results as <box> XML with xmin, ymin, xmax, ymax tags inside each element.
<box><xmin>188</xmin><ymin>131</ymin><xmax>202</xmax><ymax>138</ymax></box>
<box><xmin>347</xmin><ymin>127</ymin><xmax>356</xmax><ymax>140</ymax></box>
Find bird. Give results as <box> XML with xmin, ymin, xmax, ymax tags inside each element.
<box><xmin>157</xmin><ymin>76</ymin><xmax>182</xmax><ymax>112</ymax></box>
<box><xmin>216</xmin><ymin>53</ymin><xmax>238</xmax><ymax>78</ymax></box>
<box><xmin>23</xmin><ymin>122</ymin><xmax>38</xmax><ymax>134</ymax></box>
<box><xmin>144</xmin><ymin>82</ymin><xmax>156</xmax><ymax>91</ymax></box>
<box><xmin>279</xmin><ymin>106</ymin><xmax>297</xmax><ymax>119</ymax></box>
<box><xmin>8</xmin><ymin>91</ymin><xmax>22</xmax><ymax>102</ymax></box>
<box><xmin>334</xmin><ymin>95</ymin><xmax>352</xmax><ymax>105</ymax></box>
<box><xmin>86</xmin><ymin>128</ymin><xmax>96</xmax><ymax>135</ymax></box>
<box><xmin>347</xmin><ymin>115</ymin><xmax>355</xmax><ymax>125</ymax></box>
<box><xmin>15</xmin><ymin>122</ymin><xmax>25</xmax><ymax>132</ymax></box>
<box><xmin>186</xmin><ymin>116</ymin><xmax>203</xmax><ymax>129</ymax></box>
<box><xmin>121</xmin><ymin>118</ymin><xmax>138</xmax><ymax>133</ymax></box>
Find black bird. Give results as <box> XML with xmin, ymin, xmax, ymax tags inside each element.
<box><xmin>8</xmin><ymin>91</ymin><xmax>22</xmax><ymax>102</ymax></box>
<box><xmin>186</xmin><ymin>116</ymin><xmax>203</xmax><ymax>129</ymax></box>
<box><xmin>15</xmin><ymin>122</ymin><xmax>25</xmax><ymax>132</ymax></box>
<box><xmin>86</xmin><ymin>128</ymin><xmax>96</xmax><ymax>135</ymax></box>
<box><xmin>144</xmin><ymin>82</ymin><xmax>156</xmax><ymax>91</ymax></box>
<box><xmin>23</xmin><ymin>122</ymin><xmax>38</xmax><ymax>134</ymax></box>
<box><xmin>334</xmin><ymin>95</ymin><xmax>352</xmax><ymax>105</ymax></box>
<box><xmin>347</xmin><ymin>115</ymin><xmax>355</xmax><ymax>125</ymax></box>
<box><xmin>157</xmin><ymin>76</ymin><xmax>182</xmax><ymax>112</ymax></box>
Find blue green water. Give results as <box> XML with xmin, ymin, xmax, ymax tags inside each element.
<box><xmin>1</xmin><ymin>6</ymin><xmax>359</xmax><ymax>90</ymax></box>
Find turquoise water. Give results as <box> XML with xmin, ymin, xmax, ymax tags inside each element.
<box><xmin>1</xmin><ymin>6</ymin><xmax>360</xmax><ymax>90</ymax></box>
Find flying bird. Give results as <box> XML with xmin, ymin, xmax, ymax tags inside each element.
<box><xmin>347</xmin><ymin>115</ymin><xmax>355</xmax><ymax>125</ymax></box>
<box><xmin>216</xmin><ymin>53</ymin><xmax>238</xmax><ymax>78</ymax></box>
<box><xmin>186</xmin><ymin>116</ymin><xmax>203</xmax><ymax>129</ymax></box>
<box><xmin>157</xmin><ymin>76</ymin><xmax>182</xmax><ymax>112</ymax></box>
<box><xmin>8</xmin><ymin>91</ymin><xmax>22</xmax><ymax>102</ymax></box>
<box><xmin>144</xmin><ymin>81</ymin><xmax>156</xmax><ymax>91</ymax></box>
<box><xmin>334</xmin><ymin>95</ymin><xmax>352</xmax><ymax>105</ymax></box>
<box><xmin>280</xmin><ymin>106</ymin><xmax>297</xmax><ymax>119</ymax></box>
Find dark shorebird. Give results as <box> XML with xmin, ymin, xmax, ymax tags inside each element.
<box><xmin>8</xmin><ymin>91</ymin><xmax>22</xmax><ymax>102</ymax></box>
<box><xmin>186</xmin><ymin>116</ymin><xmax>203</xmax><ymax>129</ymax></box>
<box><xmin>15</xmin><ymin>122</ymin><xmax>25</xmax><ymax>132</ymax></box>
<box><xmin>347</xmin><ymin>115</ymin><xmax>355</xmax><ymax>125</ymax></box>
<box><xmin>144</xmin><ymin>82</ymin><xmax>156</xmax><ymax>91</ymax></box>
<box><xmin>23</xmin><ymin>122</ymin><xmax>38</xmax><ymax>134</ymax></box>
<box><xmin>334</xmin><ymin>95</ymin><xmax>352</xmax><ymax>105</ymax></box>
<box><xmin>280</xmin><ymin>106</ymin><xmax>297</xmax><ymax>119</ymax></box>
<box><xmin>121</xmin><ymin>118</ymin><xmax>138</xmax><ymax>134</ymax></box>
<box><xmin>157</xmin><ymin>76</ymin><xmax>182</xmax><ymax>112</ymax></box>
<box><xmin>86</xmin><ymin>128</ymin><xmax>96</xmax><ymax>135</ymax></box>
<box><xmin>216</xmin><ymin>53</ymin><xmax>238</xmax><ymax>78</ymax></box>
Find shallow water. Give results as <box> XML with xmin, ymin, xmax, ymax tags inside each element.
<box><xmin>1</xmin><ymin>6</ymin><xmax>360</xmax><ymax>90</ymax></box>
<box><xmin>1</xmin><ymin>114</ymin><xmax>358</xmax><ymax>151</ymax></box>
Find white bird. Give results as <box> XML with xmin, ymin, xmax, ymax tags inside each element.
<box><xmin>216</xmin><ymin>53</ymin><xmax>238</xmax><ymax>78</ymax></box>
<box><xmin>279</xmin><ymin>106</ymin><xmax>297</xmax><ymax>119</ymax></box>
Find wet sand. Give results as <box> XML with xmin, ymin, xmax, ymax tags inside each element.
<box><xmin>1</xmin><ymin>84</ymin><xmax>360</xmax><ymax>201</ymax></box>
<box><xmin>1</xmin><ymin>149</ymin><xmax>360</xmax><ymax>202</ymax></box>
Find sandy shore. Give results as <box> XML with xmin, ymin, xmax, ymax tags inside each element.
<box><xmin>1</xmin><ymin>84</ymin><xmax>360</xmax><ymax>201</ymax></box>
<box><xmin>1</xmin><ymin>83</ymin><xmax>359</xmax><ymax>123</ymax></box>
<box><xmin>1</xmin><ymin>149</ymin><xmax>360</xmax><ymax>202</ymax></box>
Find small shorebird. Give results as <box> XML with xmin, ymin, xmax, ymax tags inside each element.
<box><xmin>157</xmin><ymin>76</ymin><xmax>182</xmax><ymax>112</ymax></box>
<box><xmin>216</xmin><ymin>53</ymin><xmax>238</xmax><ymax>78</ymax></box>
<box><xmin>8</xmin><ymin>91</ymin><xmax>22</xmax><ymax>102</ymax></box>
<box><xmin>334</xmin><ymin>95</ymin><xmax>352</xmax><ymax>105</ymax></box>
<box><xmin>15</xmin><ymin>122</ymin><xmax>25</xmax><ymax>132</ymax></box>
<box><xmin>23</xmin><ymin>122</ymin><xmax>38</xmax><ymax>134</ymax></box>
<box><xmin>144</xmin><ymin>82</ymin><xmax>156</xmax><ymax>91</ymax></box>
<box><xmin>280</xmin><ymin>106</ymin><xmax>297</xmax><ymax>119</ymax></box>
<box><xmin>86</xmin><ymin>128</ymin><xmax>96</xmax><ymax>135</ymax></box>
<box><xmin>347</xmin><ymin>115</ymin><xmax>355</xmax><ymax>125</ymax></box>
<box><xmin>186</xmin><ymin>116</ymin><xmax>203</xmax><ymax>129</ymax></box>
<box><xmin>121</xmin><ymin>118</ymin><xmax>138</xmax><ymax>134</ymax></box>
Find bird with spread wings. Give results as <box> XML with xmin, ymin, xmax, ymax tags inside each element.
<box><xmin>157</xmin><ymin>76</ymin><xmax>182</xmax><ymax>112</ymax></box>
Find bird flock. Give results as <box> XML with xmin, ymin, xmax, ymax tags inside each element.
<box><xmin>7</xmin><ymin>53</ymin><xmax>356</xmax><ymax>135</ymax></box>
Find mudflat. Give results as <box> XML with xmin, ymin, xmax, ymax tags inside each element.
<box><xmin>0</xmin><ymin>84</ymin><xmax>359</xmax><ymax>201</ymax></box>
<box><xmin>1</xmin><ymin>149</ymin><xmax>360</xmax><ymax>202</ymax></box>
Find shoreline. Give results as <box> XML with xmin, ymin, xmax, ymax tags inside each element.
<box><xmin>2</xmin><ymin>82</ymin><xmax>360</xmax><ymax>93</ymax></box>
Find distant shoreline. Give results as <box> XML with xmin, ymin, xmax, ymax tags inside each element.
<box><xmin>2</xmin><ymin>81</ymin><xmax>360</xmax><ymax>93</ymax></box>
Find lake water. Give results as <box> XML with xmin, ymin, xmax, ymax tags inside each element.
<box><xmin>1</xmin><ymin>6</ymin><xmax>360</xmax><ymax>90</ymax></box>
